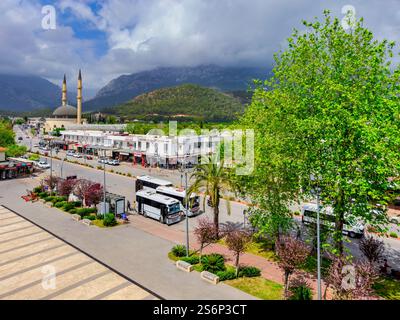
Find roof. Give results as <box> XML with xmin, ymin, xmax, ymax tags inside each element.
<box><xmin>156</xmin><ymin>186</ymin><xmax>197</xmax><ymax>198</ymax></box>
<box><xmin>53</xmin><ymin>104</ymin><xmax>77</xmax><ymax>117</ymax></box>
<box><xmin>136</xmin><ymin>190</ymin><xmax>179</xmax><ymax>205</ymax></box>
<box><xmin>137</xmin><ymin>175</ymin><xmax>173</xmax><ymax>187</ymax></box>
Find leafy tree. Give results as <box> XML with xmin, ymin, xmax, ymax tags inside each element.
<box><xmin>73</xmin><ymin>179</ymin><xmax>94</xmax><ymax>207</ymax></box>
<box><xmin>0</xmin><ymin>121</ymin><xmax>15</xmax><ymax>146</ymax></box>
<box><xmin>325</xmin><ymin>255</ymin><xmax>379</xmax><ymax>300</ymax></box>
<box><xmin>58</xmin><ymin>179</ymin><xmax>77</xmax><ymax>197</ymax></box>
<box><xmin>275</xmin><ymin>236</ymin><xmax>310</xmax><ymax>297</ymax></box>
<box><xmin>224</xmin><ymin>228</ymin><xmax>251</xmax><ymax>277</ymax></box>
<box><xmin>193</xmin><ymin>217</ymin><xmax>217</xmax><ymax>261</ymax></box>
<box><xmin>84</xmin><ymin>183</ymin><xmax>104</xmax><ymax>207</ymax></box>
<box><xmin>5</xmin><ymin>144</ymin><xmax>27</xmax><ymax>157</ymax></box>
<box><xmin>241</xmin><ymin>10</ymin><xmax>400</xmax><ymax>255</ymax></box>
<box><xmin>188</xmin><ymin>155</ymin><xmax>239</xmax><ymax>237</ymax></box>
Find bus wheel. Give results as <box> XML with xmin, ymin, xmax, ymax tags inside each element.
<box><xmin>348</xmin><ymin>231</ymin><xmax>356</xmax><ymax>238</ymax></box>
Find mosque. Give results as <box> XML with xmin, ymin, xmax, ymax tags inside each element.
<box><xmin>44</xmin><ymin>70</ymin><xmax>85</xmax><ymax>132</ymax></box>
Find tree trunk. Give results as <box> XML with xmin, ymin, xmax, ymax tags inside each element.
<box><xmin>284</xmin><ymin>272</ymin><xmax>290</xmax><ymax>298</ymax></box>
<box><xmin>235</xmin><ymin>253</ymin><xmax>240</xmax><ymax>278</ymax></box>
<box><xmin>214</xmin><ymin>199</ymin><xmax>220</xmax><ymax>238</ymax></box>
<box><xmin>199</xmin><ymin>243</ymin><xmax>203</xmax><ymax>263</ymax></box>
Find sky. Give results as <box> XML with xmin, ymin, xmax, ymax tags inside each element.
<box><xmin>1</xmin><ymin>0</ymin><xmax>400</xmax><ymax>97</ymax></box>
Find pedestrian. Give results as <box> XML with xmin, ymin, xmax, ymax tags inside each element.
<box><xmin>127</xmin><ymin>200</ymin><xmax>131</xmax><ymax>212</ymax></box>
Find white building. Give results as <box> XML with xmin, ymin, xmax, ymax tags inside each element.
<box><xmin>60</xmin><ymin>129</ymin><xmax>221</xmax><ymax>168</ymax></box>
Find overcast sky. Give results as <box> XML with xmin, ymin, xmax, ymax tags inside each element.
<box><xmin>1</xmin><ymin>0</ymin><xmax>400</xmax><ymax>96</ymax></box>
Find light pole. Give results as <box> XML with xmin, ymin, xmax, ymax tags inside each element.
<box><xmin>310</xmin><ymin>174</ymin><xmax>322</xmax><ymax>300</ymax></box>
<box><xmin>60</xmin><ymin>157</ymin><xmax>66</xmax><ymax>179</ymax></box>
<box><xmin>49</xmin><ymin>141</ymin><xmax>53</xmax><ymax>195</ymax></box>
<box><xmin>102</xmin><ymin>148</ymin><xmax>107</xmax><ymax>216</ymax></box>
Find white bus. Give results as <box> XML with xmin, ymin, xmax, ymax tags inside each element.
<box><xmin>135</xmin><ymin>175</ymin><xmax>173</xmax><ymax>192</ymax></box>
<box><xmin>301</xmin><ymin>203</ymin><xmax>365</xmax><ymax>238</ymax></box>
<box><xmin>156</xmin><ymin>186</ymin><xmax>200</xmax><ymax>217</ymax></box>
<box><xmin>136</xmin><ymin>190</ymin><xmax>183</xmax><ymax>225</ymax></box>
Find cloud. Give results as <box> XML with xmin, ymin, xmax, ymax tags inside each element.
<box><xmin>1</xmin><ymin>0</ymin><xmax>400</xmax><ymax>93</ymax></box>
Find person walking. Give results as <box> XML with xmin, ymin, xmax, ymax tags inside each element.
<box><xmin>127</xmin><ymin>200</ymin><xmax>132</xmax><ymax>212</ymax></box>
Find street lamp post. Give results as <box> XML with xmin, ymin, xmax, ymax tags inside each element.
<box><xmin>60</xmin><ymin>157</ymin><xmax>66</xmax><ymax>179</ymax></box>
<box><xmin>310</xmin><ymin>174</ymin><xmax>322</xmax><ymax>300</ymax></box>
<box><xmin>102</xmin><ymin>149</ymin><xmax>107</xmax><ymax>216</ymax></box>
<box><xmin>49</xmin><ymin>141</ymin><xmax>53</xmax><ymax>195</ymax></box>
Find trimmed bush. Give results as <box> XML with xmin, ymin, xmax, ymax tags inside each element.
<box><xmin>62</xmin><ymin>203</ymin><xmax>75</xmax><ymax>212</ymax></box>
<box><xmin>389</xmin><ymin>232</ymin><xmax>398</xmax><ymax>238</ymax></box>
<box><xmin>103</xmin><ymin>213</ymin><xmax>117</xmax><ymax>227</ymax></box>
<box><xmin>82</xmin><ymin>215</ymin><xmax>96</xmax><ymax>221</ymax></box>
<box><xmin>33</xmin><ymin>186</ymin><xmax>43</xmax><ymax>193</ymax></box>
<box><xmin>76</xmin><ymin>207</ymin><xmax>97</xmax><ymax>217</ymax></box>
<box><xmin>238</xmin><ymin>266</ymin><xmax>261</xmax><ymax>278</ymax></box>
<box><xmin>51</xmin><ymin>196</ymin><xmax>67</xmax><ymax>204</ymax></box>
<box><xmin>216</xmin><ymin>270</ymin><xmax>237</xmax><ymax>281</ymax></box>
<box><xmin>96</xmin><ymin>214</ymin><xmax>104</xmax><ymax>220</ymax></box>
<box><xmin>201</xmin><ymin>254</ymin><xmax>225</xmax><ymax>273</ymax></box>
<box><xmin>171</xmin><ymin>245</ymin><xmax>187</xmax><ymax>257</ymax></box>
<box><xmin>181</xmin><ymin>256</ymin><xmax>200</xmax><ymax>265</ymax></box>
<box><xmin>55</xmin><ymin>201</ymin><xmax>68</xmax><ymax>208</ymax></box>
<box><xmin>38</xmin><ymin>192</ymin><xmax>49</xmax><ymax>198</ymax></box>
<box><xmin>68</xmin><ymin>208</ymin><xmax>77</xmax><ymax>214</ymax></box>
<box><xmin>44</xmin><ymin>196</ymin><xmax>56</xmax><ymax>202</ymax></box>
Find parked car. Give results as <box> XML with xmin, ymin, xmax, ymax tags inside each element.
<box><xmin>33</xmin><ymin>144</ymin><xmax>39</xmax><ymax>147</ymax></box>
<box><xmin>18</xmin><ymin>137</ymin><xmax>23</xmax><ymax>141</ymax></box>
<box><xmin>98</xmin><ymin>157</ymin><xmax>108</xmax><ymax>164</ymax></box>
<box><xmin>73</xmin><ymin>153</ymin><xmax>82</xmax><ymax>158</ymax></box>
<box><xmin>84</xmin><ymin>155</ymin><xmax>93</xmax><ymax>160</ymax></box>
<box><xmin>36</xmin><ymin>160</ymin><xmax>50</xmax><ymax>169</ymax></box>
<box><xmin>66</xmin><ymin>151</ymin><xmax>75</xmax><ymax>156</ymax></box>
<box><xmin>108</xmin><ymin>159</ymin><xmax>120</xmax><ymax>166</ymax></box>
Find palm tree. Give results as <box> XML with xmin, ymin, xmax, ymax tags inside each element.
<box><xmin>188</xmin><ymin>155</ymin><xmax>238</xmax><ymax>237</ymax></box>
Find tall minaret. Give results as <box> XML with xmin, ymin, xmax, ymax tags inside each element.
<box><xmin>77</xmin><ymin>69</ymin><xmax>82</xmax><ymax>125</ymax></box>
<box><xmin>62</xmin><ymin>74</ymin><xmax>67</xmax><ymax>106</ymax></box>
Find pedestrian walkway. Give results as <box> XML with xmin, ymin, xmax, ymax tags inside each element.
<box><xmin>128</xmin><ymin>214</ymin><xmax>331</xmax><ymax>299</ymax></box>
<box><xmin>0</xmin><ymin>206</ymin><xmax>158</xmax><ymax>300</ymax></box>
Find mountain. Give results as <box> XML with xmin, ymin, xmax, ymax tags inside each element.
<box><xmin>0</xmin><ymin>74</ymin><xmax>75</xmax><ymax>112</ymax></box>
<box><xmin>85</xmin><ymin>65</ymin><xmax>269</xmax><ymax>110</ymax></box>
<box><xmin>111</xmin><ymin>84</ymin><xmax>245</xmax><ymax>122</ymax></box>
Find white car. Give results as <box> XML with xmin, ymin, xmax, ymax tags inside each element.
<box><xmin>107</xmin><ymin>159</ymin><xmax>120</xmax><ymax>166</ymax></box>
<box><xmin>66</xmin><ymin>151</ymin><xmax>75</xmax><ymax>156</ymax></box>
<box><xmin>37</xmin><ymin>161</ymin><xmax>50</xmax><ymax>169</ymax></box>
<box><xmin>73</xmin><ymin>153</ymin><xmax>82</xmax><ymax>158</ymax></box>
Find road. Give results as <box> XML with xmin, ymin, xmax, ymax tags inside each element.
<box><xmin>15</xmin><ymin>126</ymin><xmax>400</xmax><ymax>267</ymax></box>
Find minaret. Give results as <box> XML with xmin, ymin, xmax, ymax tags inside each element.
<box><xmin>62</xmin><ymin>74</ymin><xmax>67</xmax><ymax>106</ymax></box>
<box><xmin>77</xmin><ymin>69</ymin><xmax>82</xmax><ymax>125</ymax></box>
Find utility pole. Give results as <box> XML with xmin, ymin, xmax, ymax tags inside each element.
<box><xmin>49</xmin><ymin>141</ymin><xmax>53</xmax><ymax>195</ymax></box>
<box><xmin>102</xmin><ymin>149</ymin><xmax>107</xmax><ymax>216</ymax></box>
<box><xmin>185</xmin><ymin>168</ymin><xmax>189</xmax><ymax>257</ymax></box>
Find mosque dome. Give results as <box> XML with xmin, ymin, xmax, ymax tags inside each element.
<box><xmin>52</xmin><ymin>105</ymin><xmax>77</xmax><ymax>118</ymax></box>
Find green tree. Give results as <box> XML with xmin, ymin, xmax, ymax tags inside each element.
<box><xmin>0</xmin><ymin>121</ymin><xmax>15</xmax><ymax>146</ymax></box>
<box><xmin>188</xmin><ymin>155</ymin><xmax>239</xmax><ymax>236</ymax></box>
<box><xmin>241</xmin><ymin>11</ymin><xmax>400</xmax><ymax>255</ymax></box>
<box><xmin>5</xmin><ymin>144</ymin><xmax>27</xmax><ymax>157</ymax></box>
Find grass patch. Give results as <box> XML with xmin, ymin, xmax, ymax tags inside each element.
<box><xmin>373</xmin><ymin>277</ymin><xmax>400</xmax><ymax>300</ymax></box>
<box><xmin>225</xmin><ymin>277</ymin><xmax>283</xmax><ymax>300</ymax></box>
<box><xmin>300</xmin><ymin>255</ymin><xmax>332</xmax><ymax>277</ymax></box>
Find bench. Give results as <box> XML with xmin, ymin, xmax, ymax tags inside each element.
<box><xmin>72</xmin><ymin>214</ymin><xmax>81</xmax><ymax>221</ymax></box>
<box><xmin>81</xmin><ymin>218</ymin><xmax>93</xmax><ymax>226</ymax></box>
<box><xmin>176</xmin><ymin>260</ymin><xmax>194</xmax><ymax>272</ymax></box>
<box><xmin>200</xmin><ymin>271</ymin><xmax>219</xmax><ymax>285</ymax></box>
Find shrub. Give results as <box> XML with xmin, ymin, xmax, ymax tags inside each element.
<box><xmin>103</xmin><ymin>213</ymin><xmax>117</xmax><ymax>227</ymax></box>
<box><xmin>51</xmin><ymin>196</ymin><xmax>67</xmax><ymax>204</ymax></box>
<box><xmin>96</xmin><ymin>214</ymin><xmax>104</xmax><ymax>220</ymax></box>
<box><xmin>71</xmin><ymin>201</ymin><xmax>82</xmax><ymax>207</ymax></box>
<box><xmin>38</xmin><ymin>192</ymin><xmax>49</xmax><ymax>198</ymax></box>
<box><xmin>171</xmin><ymin>245</ymin><xmax>187</xmax><ymax>257</ymax></box>
<box><xmin>62</xmin><ymin>203</ymin><xmax>75</xmax><ymax>212</ymax></box>
<box><xmin>201</xmin><ymin>254</ymin><xmax>226</xmax><ymax>273</ymax></box>
<box><xmin>181</xmin><ymin>256</ymin><xmax>200</xmax><ymax>265</ymax></box>
<box><xmin>68</xmin><ymin>208</ymin><xmax>77</xmax><ymax>214</ymax></box>
<box><xmin>44</xmin><ymin>196</ymin><xmax>55</xmax><ymax>202</ymax></box>
<box><xmin>33</xmin><ymin>186</ymin><xmax>43</xmax><ymax>193</ymax></box>
<box><xmin>238</xmin><ymin>266</ymin><xmax>261</xmax><ymax>278</ymax></box>
<box><xmin>216</xmin><ymin>270</ymin><xmax>237</xmax><ymax>281</ymax></box>
<box><xmin>389</xmin><ymin>232</ymin><xmax>398</xmax><ymax>238</ymax></box>
<box><xmin>83</xmin><ymin>215</ymin><xmax>96</xmax><ymax>221</ymax></box>
<box><xmin>288</xmin><ymin>284</ymin><xmax>313</xmax><ymax>300</ymax></box>
<box><xmin>97</xmin><ymin>166</ymin><xmax>102</xmax><ymax>170</ymax></box>
<box><xmin>127</xmin><ymin>173</ymin><xmax>132</xmax><ymax>177</ymax></box>
<box><xmin>55</xmin><ymin>201</ymin><xmax>68</xmax><ymax>208</ymax></box>
<box><xmin>76</xmin><ymin>207</ymin><xmax>97</xmax><ymax>217</ymax></box>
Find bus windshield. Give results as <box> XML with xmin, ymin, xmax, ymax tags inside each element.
<box><xmin>168</xmin><ymin>203</ymin><xmax>181</xmax><ymax>214</ymax></box>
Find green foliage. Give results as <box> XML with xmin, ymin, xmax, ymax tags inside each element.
<box><xmin>373</xmin><ymin>277</ymin><xmax>400</xmax><ymax>300</ymax></box>
<box><xmin>103</xmin><ymin>213</ymin><xmax>117</xmax><ymax>227</ymax></box>
<box><xmin>180</xmin><ymin>255</ymin><xmax>200</xmax><ymax>265</ymax></box>
<box><xmin>29</xmin><ymin>154</ymin><xmax>40</xmax><ymax>161</ymax></box>
<box><xmin>0</xmin><ymin>120</ymin><xmax>15</xmax><ymax>146</ymax></box>
<box><xmin>288</xmin><ymin>284</ymin><xmax>313</xmax><ymax>300</ymax></box>
<box><xmin>201</xmin><ymin>254</ymin><xmax>226</xmax><ymax>273</ymax></box>
<box><xmin>54</xmin><ymin>201</ymin><xmax>68</xmax><ymax>208</ymax></box>
<box><xmin>44</xmin><ymin>196</ymin><xmax>55</xmax><ymax>202</ymax></box>
<box><xmin>76</xmin><ymin>207</ymin><xmax>97</xmax><ymax>217</ymax></box>
<box><xmin>68</xmin><ymin>208</ymin><xmax>77</xmax><ymax>214</ymax></box>
<box><xmin>240</xmin><ymin>11</ymin><xmax>400</xmax><ymax>253</ymax></box>
<box><xmin>171</xmin><ymin>245</ymin><xmax>187</xmax><ymax>258</ymax></box>
<box><xmin>238</xmin><ymin>266</ymin><xmax>261</xmax><ymax>278</ymax></box>
<box><xmin>115</xmin><ymin>84</ymin><xmax>244</xmax><ymax>122</ymax></box>
<box><xmin>216</xmin><ymin>269</ymin><xmax>237</xmax><ymax>281</ymax></box>
<box><xmin>62</xmin><ymin>203</ymin><xmax>76</xmax><ymax>212</ymax></box>
<box><xmin>5</xmin><ymin>144</ymin><xmax>27</xmax><ymax>157</ymax></box>
<box><xmin>38</xmin><ymin>192</ymin><xmax>49</xmax><ymax>198</ymax></box>
<box><xmin>33</xmin><ymin>186</ymin><xmax>43</xmax><ymax>193</ymax></box>
<box><xmin>389</xmin><ymin>232</ymin><xmax>398</xmax><ymax>238</ymax></box>
<box><xmin>82</xmin><ymin>215</ymin><xmax>96</xmax><ymax>221</ymax></box>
